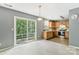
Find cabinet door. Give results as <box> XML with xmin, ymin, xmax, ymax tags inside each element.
<box><xmin>55</xmin><ymin>21</ymin><xmax>60</xmax><ymax>28</ymax></box>
<box><xmin>48</xmin><ymin>21</ymin><xmax>52</xmax><ymax>27</ymax></box>
<box><xmin>48</xmin><ymin>21</ymin><xmax>55</xmax><ymax>27</ymax></box>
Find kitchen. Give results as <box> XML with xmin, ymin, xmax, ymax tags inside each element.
<box><xmin>43</xmin><ymin>18</ymin><xmax>69</xmax><ymax>45</ymax></box>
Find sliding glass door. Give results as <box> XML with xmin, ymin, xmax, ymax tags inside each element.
<box><xmin>28</xmin><ymin>20</ymin><xmax>36</xmax><ymax>40</ymax></box>
<box><xmin>14</xmin><ymin>16</ymin><xmax>37</xmax><ymax>44</ymax></box>
<box><xmin>16</xmin><ymin>18</ymin><xmax>27</xmax><ymax>43</ymax></box>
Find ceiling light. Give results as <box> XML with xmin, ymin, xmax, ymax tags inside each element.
<box><xmin>37</xmin><ymin>17</ymin><xmax>43</xmax><ymax>21</ymax></box>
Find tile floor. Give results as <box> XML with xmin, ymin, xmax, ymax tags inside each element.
<box><xmin>50</xmin><ymin>37</ymin><xmax>69</xmax><ymax>46</ymax></box>
<box><xmin>0</xmin><ymin>40</ymin><xmax>77</xmax><ymax>55</ymax></box>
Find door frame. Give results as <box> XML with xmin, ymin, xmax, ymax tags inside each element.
<box><xmin>14</xmin><ymin>16</ymin><xmax>37</xmax><ymax>46</ymax></box>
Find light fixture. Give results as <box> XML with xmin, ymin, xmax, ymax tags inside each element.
<box><xmin>37</xmin><ymin>17</ymin><xmax>43</xmax><ymax>21</ymax></box>
<box><xmin>37</xmin><ymin>5</ymin><xmax>43</xmax><ymax>21</ymax></box>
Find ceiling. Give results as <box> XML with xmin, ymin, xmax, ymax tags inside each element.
<box><xmin>0</xmin><ymin>3</ymin><xmax>79</xmax><ymax>20</ymax></box>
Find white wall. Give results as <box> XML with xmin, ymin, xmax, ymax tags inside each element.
<box><xmin>69</xmin><ymin>7</ymin><xmax>79</xmax><ymax>47</ymax></box>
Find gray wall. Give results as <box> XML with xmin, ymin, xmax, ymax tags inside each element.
<box><xmin>0</xmin><ymin>6</ymin><xmax>44</xmax><ymax>49</ymax></box>
<box><xmin>69</xmin><ymin>8</ymin><xmax>79</xmax><ymax>47</ymax></box>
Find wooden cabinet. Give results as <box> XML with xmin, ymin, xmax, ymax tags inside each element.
<box><xmin>64</xmin><ymin>31</ymin><xmax>69</xmax><ymax>39</ymax></box>
<box><xmin>43</xmin><ymin>31</ymin><xmax>53</xmax><ymax>40</ymax></box>
<box><xmin>44</xmin><ymin>20</ymin><xmax>69</xmax><ymax>39</ymax></box>
<box><xmin>48</xmin><ymin>20</ymin><xmax>69</xmax><ymax>38</ymax></box>
<box><xmin>48</xmin><ymin>21</ymin><xmax>60</xmax><ymax>31</ymax></box>
<box><xmin>53</xmin><ymin>30</ymin><xmax>59</xmax><ymax>37</ymax></box>
<box><xmin>48</xmin><ymin>21</ymin><xmax>55</xmax><ymax>27</ymax></box>
<box><xmin>48</xmin><ymin>20</ymin><xmax>69</xmax><ymax>28</ymax></box>
<box><xmin>55</xmin><ymin>21</ymin><xmax>60</xmax><ymax>28</ymax></box>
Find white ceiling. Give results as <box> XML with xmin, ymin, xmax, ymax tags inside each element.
<box><xmin>1</xmin><ymin>3</ymin><xmax>79</xmax><ymax>20</ymax></box>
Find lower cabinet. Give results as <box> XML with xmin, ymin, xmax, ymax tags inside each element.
<box><xmin>42</xmin><ymin>31</ymin><xmax>69</xmax><ymax>40</ymax></box>
<box><xmin>64</xmin><ymin>31</ymin><xmax>69</xmax><ymax>39</ymax></box>
<box><xmin>53</xmin><ymin>31</ymin><xmax>59</xmax><ymax>37</ymax></box>
<box><xmin>43</xmin><ymin>31</ymin><xmax>53</xmax><ymax>40</ymax></box>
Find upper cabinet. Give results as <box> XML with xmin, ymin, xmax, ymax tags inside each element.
<box><xmin>48</xmin><ymin>21</ymin><xmax>55</xmax><ymax>27</ymax></box>
<box><xmin>48</xmin><ymin>20</ymin><xmax>69</xmax><ymax>30</ymax></box>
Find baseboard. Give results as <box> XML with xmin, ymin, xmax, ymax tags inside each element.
<box><xmin>69</xmin><ymin>45</ymin><xmax>79</xmax><ymax>49</ymax></box>
<box><xmin>0</xmin><ymin>46</ymin><xmax>13</xmax><ymax>53</ymax></box>
<box><xmin>68</xmin><ymin>45</ymin><xmax>79</xmax><ymax>54</ymax></box>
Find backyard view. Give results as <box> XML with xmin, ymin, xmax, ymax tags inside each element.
<box><xmin>16</xmin><ymin>18</ymin><xmax>27</xmax><ymax>39</ymax></box>
<box><xmin>16</xmin><ymin>18</ymin><xmax>36</xmax><ymax>41</ymax></box>
<box><xmin>28</xmin><ymin>20</ymin><xmax>35</xmax><ymax>39</ymax></box>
